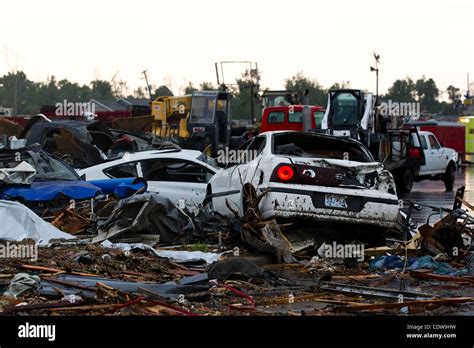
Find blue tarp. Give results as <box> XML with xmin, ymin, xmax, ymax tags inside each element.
<box><xmin>408</xmin><ymin>255</ymin><xmax>469</xmax><ymax>276</ymax></box>
<box><xmin>369</xmin><ymin>255</ymin><xmax>416</xmax><ymax>270</ymax></box>
<box><xmin>0</xmin><ymin>181</ymin><xmax>102</xmax><ymax>201</ymax></box>
<box><xmin>89</xmin><ymin>178</ymin><xmax>147</xmax><ymax>199</ymax></box>
<box><xmin>369</xmin><ymin>255</ymin><xmax>469</xmax><ymax>276</ymax></box>
<box><xmin>0</xmin><ymin>177</ymin><xmax>148</xmax><ymax>202</ymax></box>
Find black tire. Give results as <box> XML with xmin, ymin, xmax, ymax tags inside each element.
<box><xmin>443</xmin><ymin>164</ymin><xmax>455</xmax><ymax>191</ymax></box>
<box><xmin>396</xmin><ymin>168</ymin><xmax>414</xmax><ymax>193</ymax></box>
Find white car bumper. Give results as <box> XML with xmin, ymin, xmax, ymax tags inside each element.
<box><xmin>258</xmin><ymin>185</ymin><xmax>400</xmax><ymax>228</ymax></box>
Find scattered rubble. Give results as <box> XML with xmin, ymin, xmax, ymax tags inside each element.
<box><xmin>0</xmin><ymin>184</ymin><xmax>472</xmax><ymax>316</ymax></box>
<box><xmin>93</xmin><ymin>193</ymin><xmax>197</xmax><ymax>244</ymax></box>
<box><xmin>17</xmin><ymin>116</ymin><xmax>176</xmax><ymax>168</ymax></box>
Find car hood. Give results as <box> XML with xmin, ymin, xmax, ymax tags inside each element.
<box><xmin>441</xmin><ymin>147</ymin><xmax>457</xmax><ymax>155</ymax></box>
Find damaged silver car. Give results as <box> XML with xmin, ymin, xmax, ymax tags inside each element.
<box><xmin>207</xmin><ymin>131</ymin><xmax>400</xmax><ymax>229</ymax></box>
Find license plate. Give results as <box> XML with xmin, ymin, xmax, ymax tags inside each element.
<box><xmin>324</xmin><ymin>194</ymin><xmax>348</xmax><ymax>208</ymax></box>
<box><xmin>193</xmin><ymin>127</ymin><xmax>205</xmax><ymax>133</ymax></box>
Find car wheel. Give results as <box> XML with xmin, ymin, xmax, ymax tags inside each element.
<box><xmin>443</xmin><ymin>165</ymin><xmax>455</xmax><ymax>191</ymax></box>
<box><xmin>396</xmin><ymin>168</ymin><xmax>414</xmax><ymax>193</ymax></box>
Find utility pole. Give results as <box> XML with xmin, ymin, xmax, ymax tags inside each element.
<box><xmin>467</xmin><ymin>73</ymin><xmax>471</xmax><ymax>98</ymax></box>
<box><xmin>13</xmin><ymin>72</ymin><xmax>18</xmax><ymax>115</ymax></box>
<box><xmin>141</xmin><ymin>70</ymin><xmax>153</xmax><ymax>101</ymax></box>
<box><xmin>250</xmin><ymin>83</ymin><xmax>255</xmax><ymax>123</ymax></box>
<box><xmin>302</xmin><ymin>89</ymin><xmax>311</xmax><ymax>132</ymax></box>
<box><xmin>215</xmin><ymin>61</ymin><xmax>259</xmax><ymax>124</ymax></box>
<box><xmin>370</xmin><ymin>53</ymin><xmax>380</xmax><ymax>103</ymax></box>
<box><xmin>464</xmin><ymin>73</ymin><xmax>473</xmax><ymax>114</ymax></box>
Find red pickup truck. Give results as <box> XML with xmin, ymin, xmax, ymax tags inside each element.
<box><xmin>260</xmin><ymin>105</ymin><xmax>325</xmax><ymax>132</ymax></box>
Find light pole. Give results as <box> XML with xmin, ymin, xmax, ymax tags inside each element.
<box><xmin>141</xmin><ymin>70</ymin><xmax>153</xmax><ymax>101</ymax></box>
<box><xmin>370</xmin><ymin>53</ymin><xmax>380</xmax><ymax>103</ymax></box>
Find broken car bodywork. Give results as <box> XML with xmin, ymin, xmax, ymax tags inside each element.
<box><xmin>94</xmin><ymin>193</ymin><xmax>198</xmax><ymax>244</ymax></box>
<box><xmin>20</xmin><ymin>116</ymin><xmax>157</xmax><ymax>169</ymax></box>
<box><xmin>0</xmin><ymin>146</ymin><xmax>146</xmax><ymax>213</ymax></box>
<box><xmin>0</xmin><ymin>146</ymin><xmax>102</xmax><ymax>212</ymax></box>
<box><xmin>78</xmin><ymin>149</ymin><xmax>218</xmax><ymax>211</ymax></box>
<box><xmin>208</xmin><ymin>131</ymin><xmax>400</xmax><ymax>230</ymax></box>
<box><xmin>261</xmin><ymin>158</ymin><xmax>399</xmax><ymax>227</ymax></box>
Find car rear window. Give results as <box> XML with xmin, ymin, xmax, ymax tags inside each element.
<box><xmin>272</xmin><ymin>133</ymin><xmax>373</xmax><ymax>162</ymax></box>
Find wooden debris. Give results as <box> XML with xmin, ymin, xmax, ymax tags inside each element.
<box><xmin>0</xmin><ymin>300</ymin><xmax>87</xmax><ymax>315</ymax></box>
<box><xmin>409</xmin><ymin>270</ymin><xmax>474</xmax><ymax>285</ymax></box>
<box><xmin>341</xmin><ymin>297</ymin><xmax>474</xmax><ymax>312</ymax></box>
<box><xmin>21</xmin><ymin>264</ymin><xmax>99</xmax><ymax>277</ymax></box>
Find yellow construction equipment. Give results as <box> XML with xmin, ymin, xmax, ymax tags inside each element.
<box><xmin>149</xmin><ymin>91</ymin><xmax>235</xmax><ymax>155</ymax></box>
<box><xmin>150</xmin><ymin>95</ymin><xmax>192</xmax><ymax>138</ymax></box>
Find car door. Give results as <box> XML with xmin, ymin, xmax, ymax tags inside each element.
<box><xmin>421</xmin><ymin>134</ymin><xmax>442</xmax><ymax>175</ymax></box>
<box><xmin>427</xmin><ymin>134</ymin><xmax>445</xmax><ymax>174</ymax></box>
<box><xmin>211</xmin><ymin>139</ymin><xmax>254</xmax><ymax>216</ymax></box>
<box><xmin>138</xmin><ymin>158</ymin><xmax>214</xmax><ymax>208</ymax></box>
<box><xmin>240</xmin><ymin>135</ymin><xmax>267</xmax><ymax>187</ymax></box>
<box><xmin>226</xmin><ymin>136</ymin><xmax>268</xmax><ymax>215</ymax></box>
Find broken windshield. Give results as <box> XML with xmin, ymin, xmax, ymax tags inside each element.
<box><xmin>272</xmin><ymin>133</ymin><xmax>373</xmax><ymax>162</ymax></box>
<box><xmin>0</xmin><ymin>152</ymin><xmax>80</xmax><ymax>181</ymax></box>
<box><xmin>34</xmin><ymin>157</ymin><xmax>80</xmax><ymax>181</ymax></box>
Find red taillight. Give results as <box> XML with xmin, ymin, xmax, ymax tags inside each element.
<box><xmin>408</xmin><ymin>147</ymin><xmax>421</xmax><ymax>158</ymax></box>
<box><xmin>277</xmin><ymin>165</ymin><xmax>294</xmax><ymax>181</ymax></box>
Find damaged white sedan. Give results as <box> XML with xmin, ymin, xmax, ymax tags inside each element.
<box><xmin>78</xmin><ymin>149</ymin><xmax>219</xmax><ymax>211</ymax></box>
<box><xmin>206</xmin><ymin>131</ymin><xmax>400</xmax><ymax>229</ymax></box>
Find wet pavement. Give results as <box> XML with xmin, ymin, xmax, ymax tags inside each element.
<box><xmin>399</xmin><ymin>166</ymin><xmax>474</xmax><ymax>225</ymax></box>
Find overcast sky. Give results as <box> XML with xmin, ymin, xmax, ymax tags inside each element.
<box><xmin>1</xmin><ymin>0</ymin><xmax>473</xmax><ymax>97</ymax></box>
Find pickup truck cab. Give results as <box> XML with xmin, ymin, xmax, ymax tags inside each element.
<box><xmin>414</xmin><ymin>131</ymin><xmax>458</xmax><ymax>191</ymax></box>
<box><xmin>260</xmin><ymin>105</ymin><xmax>325</xmax><ymax>133</ymax></box>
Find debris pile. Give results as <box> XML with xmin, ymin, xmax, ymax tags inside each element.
<box><xmin>0</xmin><ymin>186</ymin><xmax>472</xmax><ymax>316</ymax></box>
